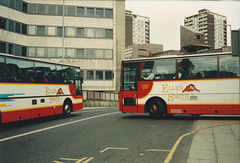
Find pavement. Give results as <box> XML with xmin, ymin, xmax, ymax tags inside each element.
<box><xmin>187</xmin><ymin>118</ymin><xmax>240</xmax><ymax>163</ymax></box>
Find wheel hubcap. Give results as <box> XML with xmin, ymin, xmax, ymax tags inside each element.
<box><xmin>150</xmin><ymin>104</ymin><xmax>158</xmax><ymax>114</ymax></box>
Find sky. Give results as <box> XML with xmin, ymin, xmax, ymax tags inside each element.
<box><xmin>125</xmin><ymin>0</ymin><xmax>240</xmax><ymax>51</ymax></box>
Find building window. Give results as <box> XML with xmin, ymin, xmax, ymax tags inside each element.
<box><xmin>96</xmin><ymin>8</ymin><xmax>104</xmax><ymax>18</ymax></box>
<box><xmin>87</xmin><ymin>71</ymin><xmax>94</xmax><ymax>80</ymax></box>
<box><xmin>15</xmin><ymin>45</ymin><xmax>21</xmax><ymax>55</ymax></box>
<box><xmin>105</xmin><ymin>50</ymin><xmax>113</xmax><ymax>59</ymax></box>
<box><xmin>28</xmin><ymin>47</ymin><xmax>36</xmax><ymax>57</ymax></box>
<box><xmin>65</xmin><ymin>27</ymin><xmax>76</xmax><ymax>37</ymax></box>
<box><xmin>86</xmin><ymin>28</ymin><xmax>95</xmax><ymax>38</ymax></box>
<box><xmin>197</xmin><ymin>35</ymin><xmax>200</xmax><ymax>40</ymax></box>
<box><xmin>76</xmin><ymin>49</ymin><xmax>84</xmax><ymax>59</ymax></box>
<box><xmin>105</xmin><ymin>9</ymin><xmax>113</xmax><ymax>18</ymax></box>
<box><xmin>66</xmin><ymin>6</ymin><xmax>75</xmax><ymax>16</ymax></box>
<box><xmin>15</xmin><ymin>22</ymin><xmax>21</xmax><ymax>33</ymax></box>
<box><xmin>37</xmin><ymin>26</ymin><xmax>45</xmax><ymax>36</ymax></box>
<box><xmin>77</xmin><ymin>7</ymin><xmax>85</xmax><ymax>17</ymax></box>
<box><xmin>9</xmin><ymin>44</ymin><xmax>14</xmax><ymax>54</ymax></box>
<box><xmin>96</xmin><ymin>71</ymin><xmax>103</xmax><ymax>80</ymax></box>
<box><xmin>22</xmin><ymin>2</ymin><xmax>28</xmax><ymax>13</ymax></box>
<box><xmin>38</xmin><ymin>4</ymin><xmax>46</xmax><ymax>15</ymax></box>
<box><xmin>37</xmin><ymin>48</ymin><xmax>45</xmax><ymax>57</ymax></box>
<box><xmin>47</xmin><ymin>48</ymin><xmax>56</xmax><ymax>58</ymax></box>
<box><xmin>28</xmin><ymin>26</ymin><xmax>36</xmax><ymax>35</ymax></box>
<box><xmin>22</xmin><ymin>24</ymin><xmax>27</xmax><ymax>35</ymax></box>
<box><xmin>95</xmin><ymin>50</ymin><xmax>104</xmax><ymax>59</ymax></box>
<box><xmin>0</xmin><ymin>42</ymin><xmax>6</xmax><ymax>53</ymax></box>
<box><xmin>105</xmin><ymin>71</ymin><xmax>113</xmax><ymax>80</ymax></box>
<box><xmin>95</xmin><ymin>28</ymin><xmax>105</xmax><ymax>38</ymax></box>
<box><xmin>105</xmin><ymin>29</ymin><xmax>113</xmax><ymax>39</ymax></box>
<box><xmin>57</xmin><ymin>6</ymin><xmax>63</xmax><ymax>16</ymax></box>
<box><xmin>9</xmin><ymin>20</ymin><xmax>14</xmax><ymax>32</ymax></box>
<box><xmin>87</xmin><ymin>8</ymin><xmax>94</xmax><ymax>17</ymax></box>
<box><xmin>66</xmin><ymin>49</ymin><xmax>75</xmax><ymax>58</ymax></box>
<box><xmin>16</xmin><ymin>0</ymin><xmax>21</xmax><ymax>11</ymax></box>
<box><xmin>28</xmin><ymin>4</ymin><xmax>37</xmax><ymax>14</ymax></box>
<box><xmin>77</xmin><ymin>28</ymin><xmax>84</xmax><ymax>37</ymax></box>
<box><xmin>0</xmin><ymin>18</ymin><xmax>6</xmax><ymax>29</ymax></box>
<box><xmin>22</xmin><ymin>46</ymin><xmax>27</xmax><ymax>56</ymax></box>
<box><xmin>86</xmin><ymin>49</ymin><xmax>94</xmax><ymax>59</ymax></box>
<box><xmin>48</xmin><ymin>27</ymin><xmax>56</xmax><ymax>36</ymax></box>
<box><xmin>48</xmin><ymin>5</ymin><xmax>57</xmax><ymax>15</ymax></box>
<box><xmin>57</xmin><ymin>27</ymin><xmax>63</xmax><ymax>37</ymax></box>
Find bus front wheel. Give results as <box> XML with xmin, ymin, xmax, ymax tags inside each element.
<box><xmin>148</xmin><ymin>99</ymin><xmax>164</xmax><ymax>118</ymax></box>
<box><xmin>63</xmin><ymin>101</ymin><xmax>72</xmax><ymax>117</ymax></box>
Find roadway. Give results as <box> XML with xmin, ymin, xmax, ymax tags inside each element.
<box><xmin>0</xmin><ymin>107</ymin><xmax>239</xmax><ymax>163</ymax></box>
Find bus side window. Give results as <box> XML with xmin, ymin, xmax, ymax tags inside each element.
<box><xmin>219</xmin><ymin>56</ymin><xmax>240</xmax><ymax>77</ymax></box>
<box><xmin>178</xmin><ymin>57</ymin><xmax>217</xmax><ymax>79</ymax></box>
<box><xmin>56</xmin><ymin>65</ymin><xmax>64</xmax><ymax>83</ymax></box>
<box><xmin>177</xmin><ymin>59</ymin><xmax>195</xmax><ymax>79</ymax></box>
<box><xmin>19</xmin><ymin>60</ymin><xmax>35</xmax><ymax>83</ymax></box>
<box><xmin>62</xmin><ymin>67</ymin><xmax>74</xmax><ymax>84</ymax></box>
<box><xmin>6</xmin><ymin>58</ymin><xmax>20</xmax><ymax>82</ymax></box>
<box><xmin>0</xmin><ymin>57</ymin><xmax>6</xmax><ymax>82</ymax></box>
<box><xmin>35</xmin><ymin>63</ymin><xmax>57</xmax><ymax>83</ymax></box>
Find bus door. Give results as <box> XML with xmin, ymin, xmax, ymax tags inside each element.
<box><xmin>121</xmin><ymin>63</ymin><xmax>139</xmax><ymax>113</ymax></box>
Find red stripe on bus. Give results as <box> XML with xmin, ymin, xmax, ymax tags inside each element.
<box><xmin>1</xmin><ymin>103</ymin><xmax>82</xmax><ymax>123</ymax></box>
<box><xmin>128</xmin><ymin>104</ymin><xmax>240</xmax><ymax>115</ymax></box>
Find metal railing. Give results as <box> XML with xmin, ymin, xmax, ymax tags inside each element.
<box><xmin>83</xmin><ymin>91</ymin><xmax>118</xmax><ymax>101</ymax></box>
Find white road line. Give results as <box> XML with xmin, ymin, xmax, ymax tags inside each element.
<box><xmin>0</xmin><ymin>111</ymin><xmax>119</xmax><ymax>143</ymax></box>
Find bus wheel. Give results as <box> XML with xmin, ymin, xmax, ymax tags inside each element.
<box><xmin>63</xmin><ymin>101</ymin><xmax>72</xmax><ymax>117</ymax></box>
<box><xmin>148</xmin><ymin>99</ymin><xmax>164</xmax><ymax>118</ymax></box>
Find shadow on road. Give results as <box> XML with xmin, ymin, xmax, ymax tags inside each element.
<box><xmin>0</xmin><ymin>113</ymin><xmax>82</xmax><ymax>131</ymax></box>
<box><xmin>121</xmin><ymin>114</ymin><xmax>240</xmax><ymax>121</ymax></box>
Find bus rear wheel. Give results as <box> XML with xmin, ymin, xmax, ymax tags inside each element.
<box><xmin>148</xmin><ymin>99</ymin><xmax>164</xmax><ymax>118</ymax></box>
<box><xmin>63</xmin><ymin>101</ymin><xmax>72</xmax><ymax>117</ymax></box>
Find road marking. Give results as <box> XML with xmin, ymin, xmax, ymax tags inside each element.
<box><xmin>53</xmin><ymin>157</ymin><xmax>93</xmax><ymax>163</ymax></box>
<box><xmin>60</xmin><ymin>157</ymin><xmax>87</xmax><ymax>162</ymax></box>
<box><xmin>0</xmin><ymin>112</ymin><xmax>119</xmax><ymax>143</ymax></box>
<box><xmin>147</xmin><ymin>149</ymin><xmax>171</xmax><ymax>152</ymax></box>
<box><xmin>82</xmin><ymin>157</ymin><xmax>94</xmax><ymax>163</ymax></box>
<box><xmin>164</xmin><ymin>130</ymin><xmax>197</xmax><ymax>163</ymax></box>
<box><xmin>100</xmin><ymin>147</ymin><xmax>129</xmax><ymax>153</ymax></box>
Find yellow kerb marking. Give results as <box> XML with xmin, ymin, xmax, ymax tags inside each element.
<box><xmin>164</xmin><ymin>130</ymin><xmax>197</xmax><ymax>163</ymax></box>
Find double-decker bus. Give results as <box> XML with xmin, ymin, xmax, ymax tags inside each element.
<box><xmin>119</xmin><ymin>52</ymin><xmax>240</xmax><ymax>117</ymax></box>
<box><xmin>0</xmin><ymin>53</ymin><xmax>83</xmax><ymax>123</ymax></box>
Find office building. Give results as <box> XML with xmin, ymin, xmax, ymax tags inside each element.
<box><xmin>0</xmin><ymin>0</ymin><xmax>125</xmax><ymax>92</ymax></box>
<box><xmin>125</xmin><ymin>43</ymin><xmax>163</xmax><ymax>59</ymax></box>
<box><xmin>184</xmin><ymin>9</ymin><xmax>227</xmax><ymax>49</ymax></box>
<box><xmin>125</xmin><ymin>10</ymin><xmax>150</xmax><ymax>47</ymax></box>
<box><xmin>180</xmin><ymin>26</ymin><xmax>210</xmax><ymax>53</ymax></box>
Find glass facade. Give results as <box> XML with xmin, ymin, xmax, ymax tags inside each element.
<box><xmin>0</xmin><ymin>0</ymin><xmax>113</xmax><ymax>18</ymax></box>
<box><xmin>0</xmin><ymin>0</ymin><xmax>117</xmax><ymax>84</ymax></box>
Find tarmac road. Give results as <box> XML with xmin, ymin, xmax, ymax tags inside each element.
<box><xmin>0</xmin><ymin>107</ymin><xmax>239</xmax><ymax>163</ymax></box>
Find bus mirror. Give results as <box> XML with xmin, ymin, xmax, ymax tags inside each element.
<box><xmin>80</xmin><ymin>77</ymin><xmax>83</xmax><ymax>83</ymax></box>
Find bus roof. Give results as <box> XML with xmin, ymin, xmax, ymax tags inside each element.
<box><xmin>0</xmin><ymin>53</ymin><xmax>80</xmax><ymax>69</ymax></box>
<box><xmin>122</xmin><ymin>52</ymin><xmax>232</xmax><ymax>63</ymax></box>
